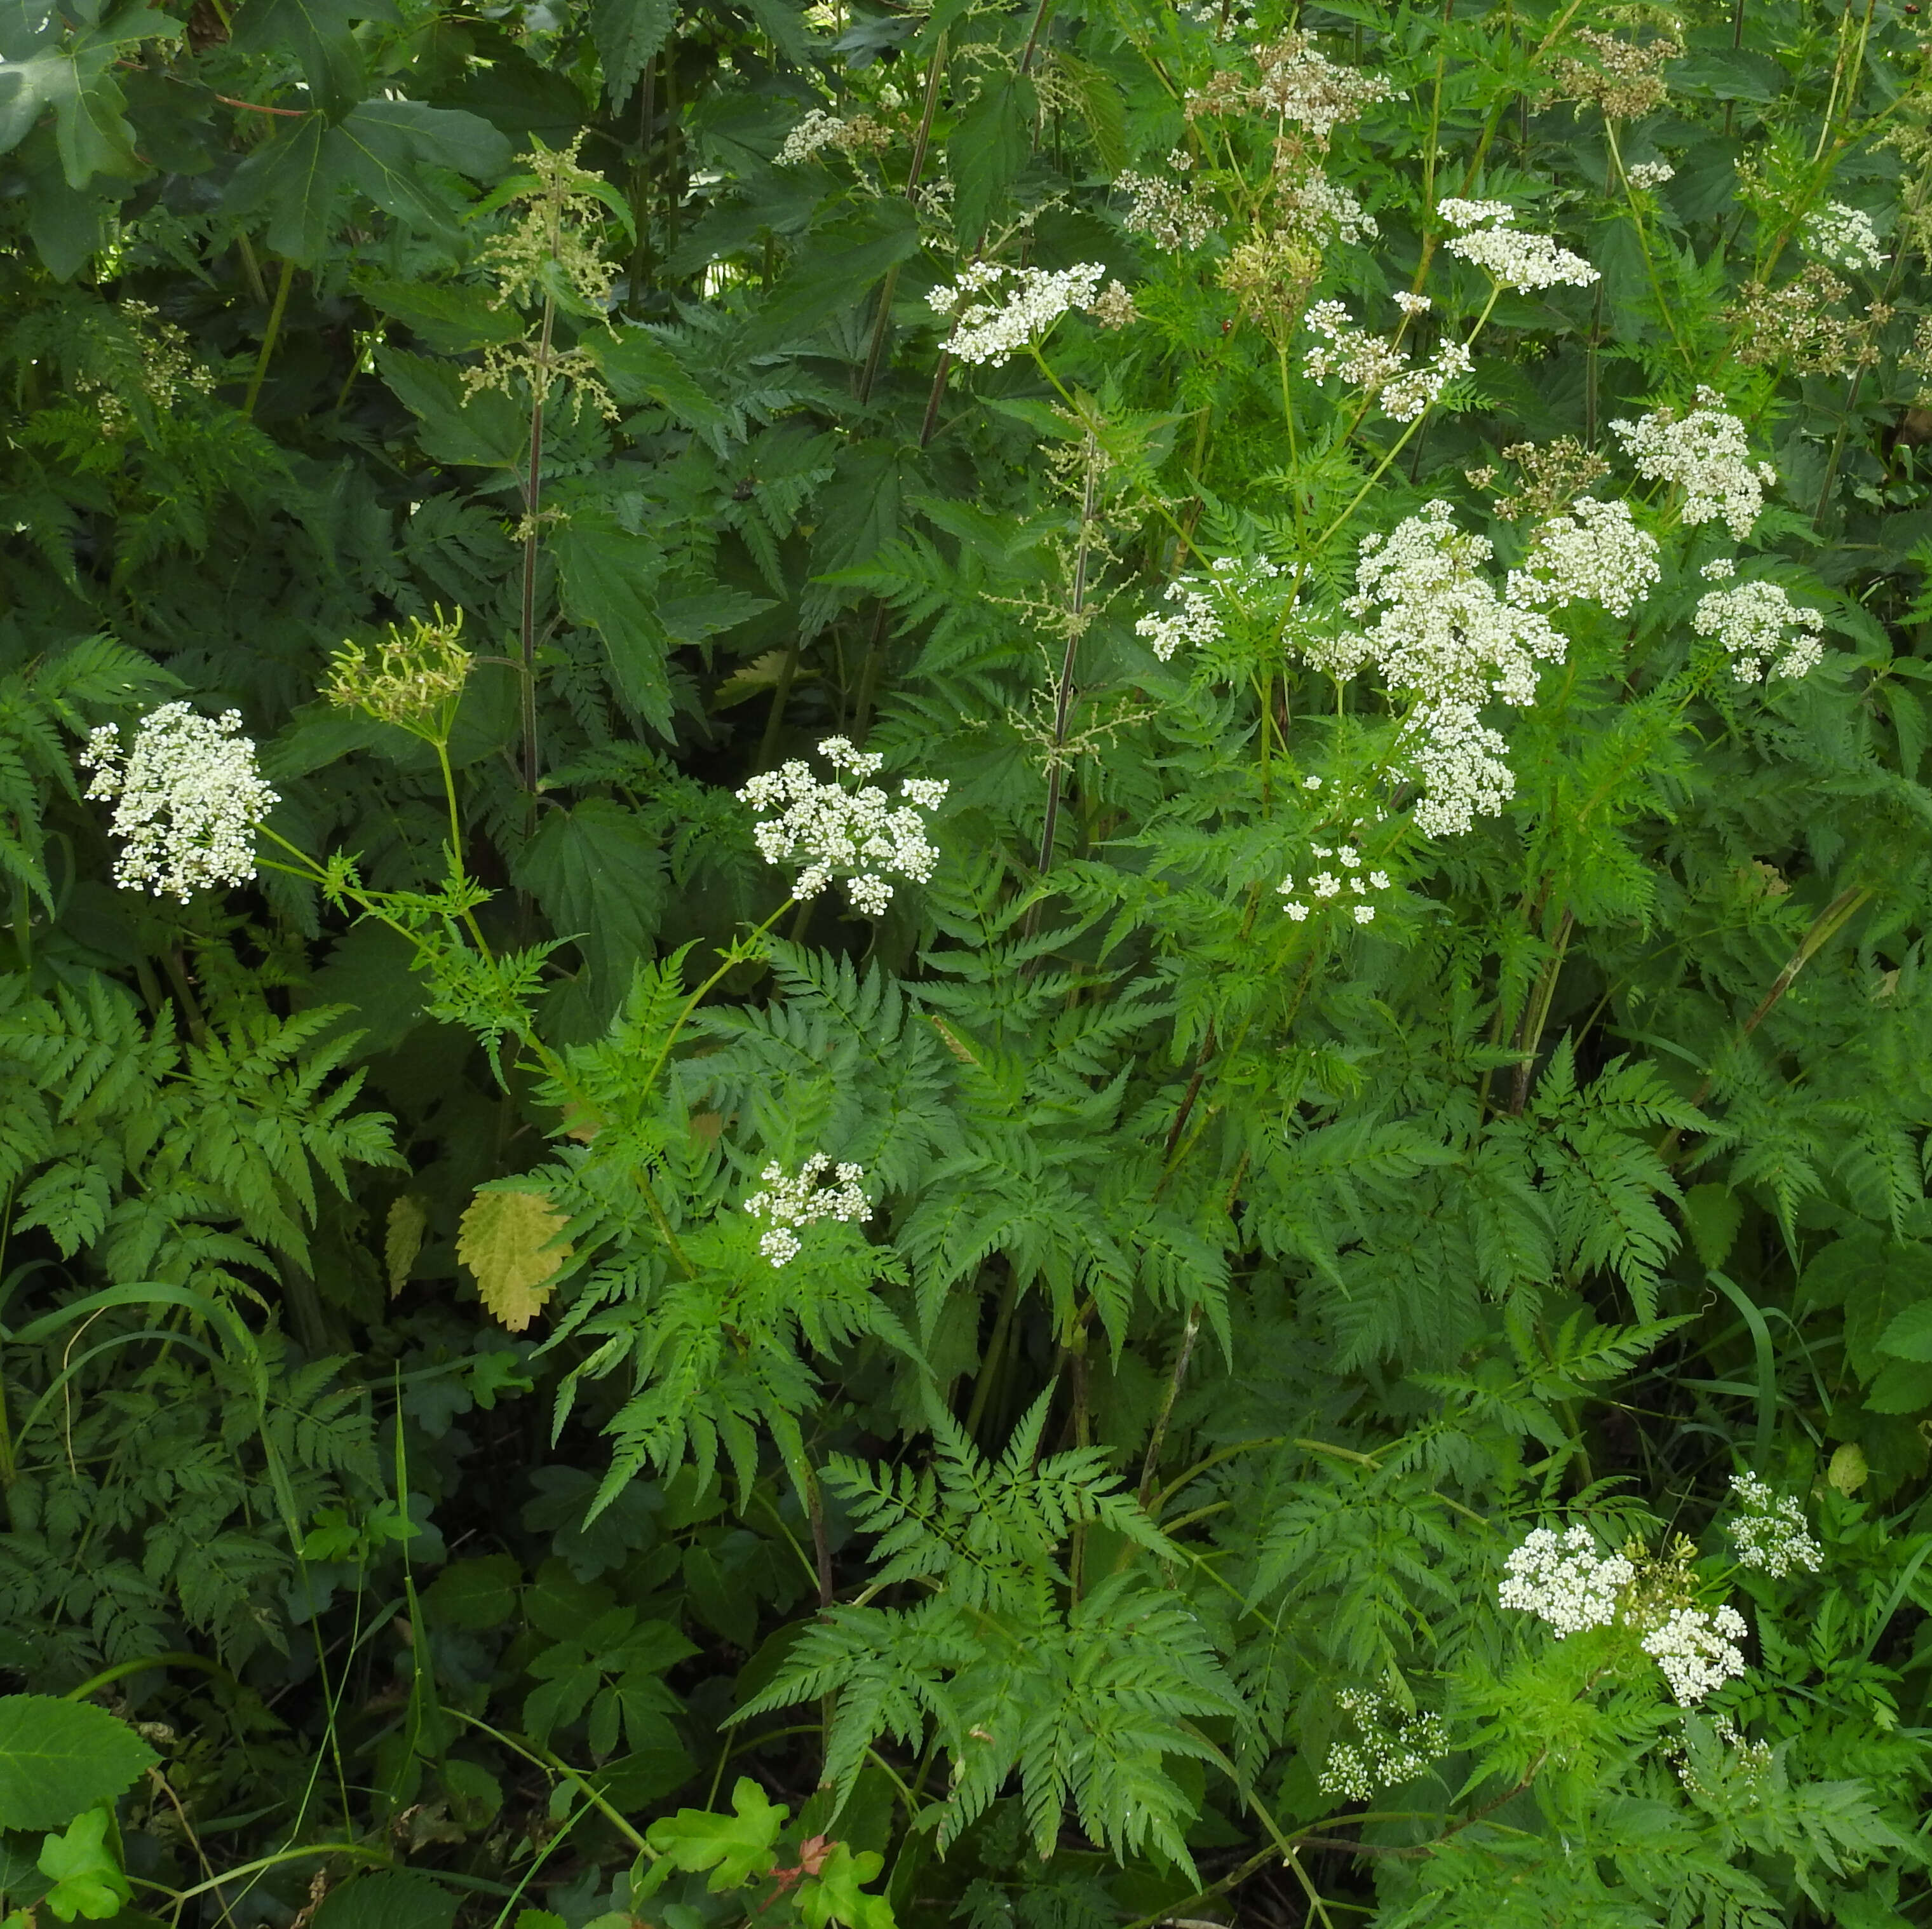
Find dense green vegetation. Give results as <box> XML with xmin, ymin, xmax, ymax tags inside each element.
<box><xmin>3</xmin><ymin>0</ymin><xmax>1932</xmax><ymax>1921</ymax></box>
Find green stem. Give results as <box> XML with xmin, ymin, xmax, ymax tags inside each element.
<box><xmin>62</xmin><ymin>1651</ymin><xmax>233</xmax><ymax>1701</ymax></box>
<box><xmin>242</xmin><ymin>257</ymin><xmax>294</xmax><ymax>419</ymax></box>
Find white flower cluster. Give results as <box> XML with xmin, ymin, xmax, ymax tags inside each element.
<box><xmin>1692</xmin><ymin>579</ymin><xmax>1825</xmax><ymax>683</ymax></box>
<box><xmin>1137</xmin><ymin>580</ymin><xmax>1220</xmax><ymax>662</ymax></box>
<box><xmin>1506</xmin><ymin>497</ymin><xmax>1661</xmax><ymax>618</ymax></box>
<box><xmin>1277</xmin><ymin>169</ymin><xmax>1378</xmax><ymax>247</ymax></box>
<box><xmin>1117</xmin><ymin>169</ymin><xmax>1220</xmax><ymax>251</ymax></box>
<box><xmin>1317</xmin><ymin>1689</ymin><xmax>1449</xmax><ymax>1801</ymax></box>
<box><xmin>1442</xmin><ymin>199</ymin><xmax>1598</xmax><ymax>292</ymax></box>
<box><xmin>1501</xmin><ymin>1526</ymin><xmax>1755</xmax><ymax>1707</ymax></box>
<box><xmin>1322</xmin><ymin>503</ymin><xmax>1566</xmax><ymax>836</ymax></box>
<box><xmin>1640</xmin><ymin>1605</ymin><xmax>1749</xmax><ymax>1707</ymax></box>
<box><xmin>1726</xmin><ymin>1474</ymin><xmax>1824</xmax><ymax>1578</ymax></box>
<box><xmin>1497</xmin><ymin>1524</ymin><xmax>1635</xmax><ymax>1637</ymax></box>
<box><xmin>1177</xmin><ymin>0</ymin><xmax>1256</xmax><ymax>41</ymax></box>
<box><xmin>1802</xmin><ymin>201</ymin><xmax>1886</xmax><ymax>275</ymax></box>
<box><xmin>1253</xmin><ymin>33</ymin><xmax>1395</xmax><ymax>139</ymax></box>
<box><xmin>737</xmin><ymin>736</ymin><xmax>947</xmax><ymax>916</ymax></box>
<box><xmin>1301</xmin><ymin>300</ymin><xmax>1472</xmax><ymax>423</ymax></box>
<box><xmin>743</xmin><ymin>1154</ymin><xmax>870</xmax><ymax>1268</ymax></box>
<box><xmin>1610</xmin><ymin>388</ymin><xmax>1776</xmax><ymax>539</ymax></box>
<box><xmin>1135</xmin><ymin>555</ymin><xmax>1280</xmax><ymax>661</ymax></box>
<box><xmin>1278</xmin><ymin>844</ymin><xmax>1391</xmax><ymax>924</ymax></box>
<box><xmin>81</xmin><ymin>703</ymin><xmax>280</xmax><ymax>903</ymax></box>
<box><xmin>928</xmin><ymin>261</ymin><xmax>1112</xmax><ymax>365</ymax></box>
<box><xmin>1626</xmin><ymin>160</ymin><xmax>1675</xmax><ymax>191</ymax></box>
<box><xmin>776</xmin><ymin>109</ymin><xmax>845</xmax><ymax>165</ymax></box>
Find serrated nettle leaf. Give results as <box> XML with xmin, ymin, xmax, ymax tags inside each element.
<box><xmin>0</xmin><ymin>1701</ymin><xmax>156</xmax><ymax>1832</ymax></box>
<box><xmin>457</xmin><ymin>1187</ymin><xmax>573</xmax><ymax>1332</ymax></box>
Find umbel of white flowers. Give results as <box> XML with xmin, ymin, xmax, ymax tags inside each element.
<box><xmin>1496</xmin><ymin>1503</ymin><xmax>1819</xmax><ymax>1708</ymax></box>
<box><xmin>743</xmin><ymin>1154</ymin><xmax>870</xmax><ymax>1268</ymax></box>
<box><xmin>926</xmin><ymin>262</ymin><xmax>1129</xmax><ymax>367</ymax></box>
<box><xmin>1726</xmin><ymin>1473</ymin><xmax>1824</xmax><ymax>1576</ymax></box>
<box><xmin>81</xmin><ymin>702</ymin><xmax>280</xmax><ymax>903</ymax></box>
<box><xmin>1439</xmin><ymin>196</ymin><xmax>1599</xmax><ymax>292</ymax></box>
<box><xmin>737</xmin><ymin>736</ymin><xmax>947</xmax><ymax>917</ymax></box>
<box><xmin>1317</xmin><ymin>1689</ymin><xmax>1450</xmax><ymax>1801</ymax></box>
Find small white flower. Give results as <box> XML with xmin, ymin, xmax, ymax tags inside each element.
<box><xmin>1700</xmin><ymin>555</ymin><xmax>1737</xmax><ymax>581</ymax></box>
<box><xmin>743</xmin><ymin>1154</ymin><xmax>870</xmax><ymax>1268</ymax></box>
<box><xmin>776</xmin><ymin>109</ymin><xmax>847</xmax><ymax>166</ymax></box>
<box><xmin>1282</xmin><ymin>899</ymin><xmax>1310</xmax><ymax>921</ymax></box>
<box><xmin>1506</xmin><ymin>497</ymin><xmax>1661</xmax><ymax>618</ymax></box>
<box><xmin>1352</xmin><ymin>904</ymin><xmax>1375</xmax><ymax>923</ymax></box>
<box><xmin>1392</xmin><ymin>290</ymin><xmax>1433</xmax><ymax>315</ymax></box>
<box><xmin>928</xmin><ymin>261</ymin><xmax>1109</xmax><ymax>366</ymax></box>
<box><xmin>1802</xmin><ymin>201</ymin><xmax>1886</xmax><ymax>274</ymax></box>
<box><xmin>1368</xmin><ymin>870</ymin><xmax>1391</xmax><ymax>890</ymax></box>
<box><xmin>1137</xmin><ymin>581</ymin><xmax>1221</xmax><ymax>661</ymax></box>
<box><xmin>1447</xmin><ymin>222</ymin><xmax>1598</xmax><ymax>292</ymax></box>
<box><xmin>1626</xmin><ymin>160</ymin><xmax>1675</xmax><ymax>191</ymax></box>
<box><xmin>1302</xmin><ymin>300</ymin><xmax>1468</xmax><ymax>421</ymax></box>
<box><xmin>1640</xmin><ymin>1604</ymin><xmax>1749</xmax><ymax>1706</ymax></box>
<box><xmin>1611</xmin><ymin>388</ymin><xmax>1777</xmax><ymax>540</ymax></box>
<box><xmin>81</xmin><ymin>703</ymin><xmax>279</xmax><ymax>902</ymax></box>
<box><xmin>1438</xmin><ymin>196</ymin><xmax>1515</xmax><ymax>229</ymax></box>
<box><xmin>1498</xmin><ymin>1524</ymin><xmax>1634</xmax><ymax>1637</ymax></box>
<box><xmin>1318</xmin><ymin>1689</ymin><xmax>1448</xmax><ymax>1801</ymax></box>
<box><xmin>1692</xmin><ymin>580</ymin><xmax>1825</xmax><ymax>683</ymax></box>
<box><xmin>738</xmin><ymin>738</ymin><xmax>947</xmax><ymax>914</ymax></box>
<box><xmin>1725</xmin><ymin>1474</ymin><xmax>1823</xmax><ymax>1578</ymax></box>
<box><xmin>1302</xmin><ymin>774</ymin><xmax>1323</xmax><ymax>789</ymax></box>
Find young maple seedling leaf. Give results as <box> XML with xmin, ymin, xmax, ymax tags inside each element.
<box><xmin>642</xmin><ymin>1778</ymin><xmax>787</xmax><ymax>1892</ymax></box>
<box><xmin>38</xmin><ymin>1806</ymin><xmax>133</xmax><ymax>1923</ymax></box>
<box><xmin>796</xmin><ymin>1842</ymin><xmax>897</xmax><ymax>1929</ymax></box>
<box><xmin>457</xmin><ymin>1188</ymin><xmax>572</xmax><ymax>1332</ymax></box>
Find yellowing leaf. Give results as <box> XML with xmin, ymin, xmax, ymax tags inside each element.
<box><xmin>457</xmin><ymin>1189</ymin><xmax>572</xmax><ymax>1334</ymax></box>
<box><xmin>386</xmin><ymin>1193</ymin><xmax>429</xmax><ymax>1297</ymax></box>
<box><xmin>1828</xmin><ymin>1441</ymin><xmax>1868</xmax><ymax>1496</ymax></box>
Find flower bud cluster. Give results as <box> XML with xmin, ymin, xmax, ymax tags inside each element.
<box><xmin>1673</xmin><ymin>1712</ymin><xmax>1773</xmax><ymax>1800</ymax></box>
<box><xmin>738</xmin><ymin>737</ymin><xmax>947</xmax><ymax>916</ymax></box>
<box><xmin>81</xmin><ymin>703</ymin><xmax>280</xmax><ymax>903</ymax></box>
<box><xmin>1278</xmin><ymin>843</ymin><xmax>1392</xmax><ymax>924</ymax></box>
<box><xmin>1724</xmin><ymin>1474</ymin><xmax>1823</xmax><ymax>1578</ymax></box>
<box><xmin>1317</xmin><ymin>1689</ymin><xmax>1449</xmax><ymax>1801</ymax></box>
<box><xmin>1609</xmin><ymin>388</ymin><xmax>1776</xmax><ymax>539</ymax></box>
<box><xmin>743</xmin><ymin>1154</ymin><xmax>870</xmax><ymax>1268</ymax></box>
